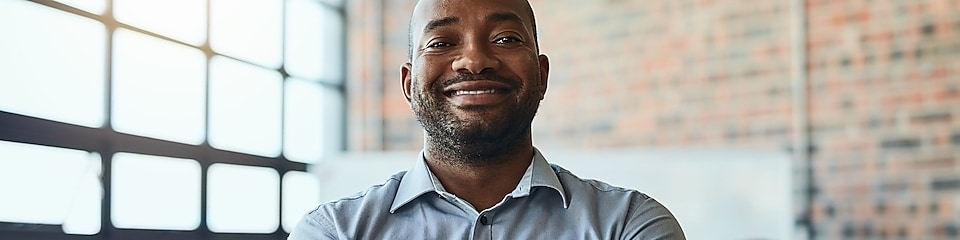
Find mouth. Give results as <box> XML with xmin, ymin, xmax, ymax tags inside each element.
<box><xmin>446</xmin><ymin>88</ymin><xmax>509</xmax><ymax>97</ymax></box>
<box><xmin>441</xmin><ymin>80</ymin><xmax>515</xmax><ymax>107</ymax></box>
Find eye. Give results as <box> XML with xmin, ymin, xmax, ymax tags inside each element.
<box><xmin>494</xmin><ymin>36</ymin><xmax>523</xmax><ymax>45</ymax></box>
<box><xmin>426</xmin><ymin>41</ymin><xmax>454</xmax><ymax>49</ymax></box>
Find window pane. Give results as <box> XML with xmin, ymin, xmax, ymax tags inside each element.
<box><xmin>0</xmin><ymin>141</ymin><xmax>101</xmax><ymax>235</ymax></box>
<box><xmin>209</xmin><ymin>56</ymin><xmax>282</xmax><ymax>157</ymax></box>
<box><xmin>281</xmin><ymin>171</ymin><xmax>320</xmax><ymax>233</ymax></box>
<box><xmin>210</xmin><ymin>0</ymin><xmax>282</xmax><ymax>68</ymax></box>
<box><xmin>112</xmin><ymin>28</ymin><xmax>206</xmax><ymax>145</ymax></box>
<box><xmin>62</xmin><ymin>152</ymin><xmax>103</xmax><ymax>235</ymax></box>
<box><xmin>111</xmin><ymin>153</ymin><xmax>201</xmax><ymax>230</ymax></box>
<box><xmin>324</xmin><ymin>87</ymin><xmax>345</xmax><ymax>154</ymax></box>
<box><xmin>114</xmin><ymin>0</ymin><xmax>206</xmax><ymax>46</ymax></box>
<box><xmin>54</xmin><ymin>0</ymin><xmax>107</xmax><ymax>15</ymax></box>
<box><xmin>207</xmin><ymin>164</ymin><xmax>279</xmax><ymax>233</ymax></box>
<box><xmin>284</xmin><ymin>78</ymin><xmax>326</xmax><ymax>163</ymax></box>
<box><xmin>318</xmin><ymin>0</ymin><xmax>344</xmax><ymax>8</ymax></box>
<box><xmin>0</xmin><ymin>0</ymin><xmax>105</xmax><ymax>128</ymax></box>
<box><xmin>285</xmin><ymin>0</ymin><xmax>343</xmax><ymax>81</ymax></box>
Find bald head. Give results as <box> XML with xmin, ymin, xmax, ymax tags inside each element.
<box><xmin>407</xmin><ymin>0</ymin><xmax>539</xmax><ymax>60</ymax></box>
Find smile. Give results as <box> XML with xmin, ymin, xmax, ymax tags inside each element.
<box><xmin>452</xmin><ymin>89</ymin><xmax>499</xmax><ymax>96</ymax></box>
<box><xmin>445</xmin><ymin>88</ymin><xmax>512</xmax><ymax>107</ymax></box>
<box><xmin>441</xmin><ymin>80</ymin><xmax>515</xmax><ymax>107</ymax></box>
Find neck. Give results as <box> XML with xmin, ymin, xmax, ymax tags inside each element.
<box><xmin>423</xmin><ymin>134</ymin><xmax>534</xmax><ymax>211</ymax></box>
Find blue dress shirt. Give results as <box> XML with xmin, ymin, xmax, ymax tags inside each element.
<box><xmin>288</xmin><ymin>148</ymin><xmax>685</xmax><ymax>239</ymax></box>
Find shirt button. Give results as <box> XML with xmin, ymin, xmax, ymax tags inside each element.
<box><xmin>479</xmin><ymin>215</ymin><xmax>489</xmax><ymax>225</ymax></box>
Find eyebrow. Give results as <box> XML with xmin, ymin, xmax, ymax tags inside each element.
<box><xmin>424</xmin><ymin>12</ymin><xmax>524</xmax><ymax>32</ymax></box>
<box><xmin>486</xmin><ymin>12</ymin><xmax>523</xmax><ymax>26</ymax></box>
<box><xmin>425</xmin><ymin>17</ymin><xmax>459</xmax><ymax>31</ymax></box>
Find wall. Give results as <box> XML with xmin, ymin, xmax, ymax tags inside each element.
<box><xmin>346</xmin><ymin>0</ymin><xmax>960</xmax><ymax>239</ymax></box>
<box><xmin>806</xmin><ymin>0</ymin><xmax>960</xmax><ymax>239</ymax></box>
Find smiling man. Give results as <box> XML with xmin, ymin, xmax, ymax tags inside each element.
<box><xmin>288</xmin><ymin>0</ymin><xmax>685</xmax><ymax>239</ymax></box>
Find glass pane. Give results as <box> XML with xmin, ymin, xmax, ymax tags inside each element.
<box><xmin>111</xmin><ymin>153</ymin><xmax>201</xmax><ymax>230</ymax></box>
<box><xmin>317</xmin><ymin>0</ymin><xmax>344</xmax><ymax>8</ymax></box>
<box><xmin>323</xmin><ymin>87</ymin><xmax>344</xmax><ymax>155</ymax></box>
<box><xmin>207</xmin><ymin>164</ymin><xmax>279</xmax><ymax>233</ymax></box>
<box><xmin>62</xmin><ymin>152</ymin><xmax>103</xmax><ymax>235</ymax></box>
<box><xmin>54</xmin><ymin>0</ymin><xmax>107</xmax><ymax>15</ymax></box>
<box><xmin>285</xmin><ymin>0</ymin><xmax>343</xmax><ymax>81</ymax></box>
<box><xmin>112</xmin><ymin>28</ymin><xmax>206</xmax><ymax>145</ymax></box>
<box><xmin>114</xmin><ymin>0</ymin><xmax>206</xmax><ymax>46</ymax></box>
<box><xmin>209</xmin><ymin>56</ymin><xmax>282</xmax><ymax>157</ymax></box>
<box><xmin>281</xmin><ymin>171</ymin><xmax>320</xmax><ymax>233</ymax></box>
<box><xmin>0</xmin><ymin>0</ymin><xmax>106</xmax><ymax>128</ymax></box>
<box><xmin>0</xmin><ymin>141</ymin><xmax>101</xmax><ymax>235</ymax></box>
<box><xmin>284</xmin><ymin>78</ymin><xmax>326</xmax><ymax>163</ymax></box>
<box><xmin>210</xmin><ymin>0</ymin><xmax>282</xmax><ymax>68</ymax></box>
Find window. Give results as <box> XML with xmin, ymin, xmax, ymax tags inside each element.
<box><xmin>0</xmin><ymin>0</ymin><xmax>342</xmax><ymax>239</ymax></box>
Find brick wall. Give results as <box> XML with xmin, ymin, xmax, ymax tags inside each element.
<box><xmin>530</xmin><ymin>0</ymin><xmax>795</xmax><ymax>149</ymax></box>
<box><xmin>347</xmin><ymin>0</ymin><xmax>960</xmax><ymax>238</ymax></box>
<box><xmin>806</xmin><ymin>0</ymin><xmax>960</xmax><ymax>239</ymax></box>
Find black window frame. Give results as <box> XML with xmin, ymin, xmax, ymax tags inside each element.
<box><xmin>0</xmin><ymin>0</ymin><xmax>346</xmax><ymax>239</ymax></box>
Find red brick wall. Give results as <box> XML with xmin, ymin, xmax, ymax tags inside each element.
<box><xmin>806</xmin><ymin>0</ymin><xmax>960</xmax><ymax>239</ymax></box>
<box><xmin>347</xmin><ymin>0</ymin><xmax>960</xmax><ymax>238</ymax></box>
<box><xmin>379</xmin><ymin>0</ymin><xmax>422</xmax><ymax>150</ymax></box>
<box><xmin>530</xmin><ymin>0</ymin><xmax>795</xmax><ymax>149</ymax></box>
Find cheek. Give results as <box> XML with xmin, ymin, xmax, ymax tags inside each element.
<box><xmin>414</xmin><ymin>58</ymin><xmax>449</xmax><ymax>90</ymax></box>
<box><xmin>507</xmin><ymin>55</ymin><xmax>542</xmax><ymax>88</ymax></box>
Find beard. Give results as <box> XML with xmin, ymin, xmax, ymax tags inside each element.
<box><xmin>411</xmin><ymin>72</ymin><xmax>541</xmax><ymax>166</ymax></box>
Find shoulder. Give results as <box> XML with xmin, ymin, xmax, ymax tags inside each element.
<box><xmin>289</xmin><ymin>171</ymin><xmax>407</xmax><ymax>240</ymax></box>
<box><xmin>314</xmin><ymin>171</ymin><xmax>406</xmax><ymax>215</ymax></box>
<box><xmin>550</xmin><ymin>164</ymin><xmax>686</xmax><ymax>239</ymax></box>
<box><xmin>550</xmin><ymin>164</ymin><xmax>659</xmax><ymax>213</ymax></box>
<box><xmin>551</xmin><ymin>164</ymin><xmax>647</xmax><ymax>196</ymax></box>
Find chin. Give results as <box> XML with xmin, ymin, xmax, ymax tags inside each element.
<box><xmin>413</xmin><ymin>90</ymin><xmax>539</xmax><ymax>162</ymax></box>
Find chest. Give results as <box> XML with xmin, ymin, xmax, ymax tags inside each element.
<box><xmin>347</xmin><ymin>193</ymin><xmax>628</xmax><ymax>240</ymax></box>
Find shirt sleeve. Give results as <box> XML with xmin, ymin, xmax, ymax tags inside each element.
<box><xmin>287</xmin><ymin>209</ymin><xmax>340</xmax><ymax>240</ymax></box>
<box><xmin>622</xmin><ymin>196</ymin><xmax>686</xmax><ymax>240</ymax></box>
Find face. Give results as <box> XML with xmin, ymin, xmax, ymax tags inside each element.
<box><xmin>402</xmin><ymin>0</ymin><xmax>549</xmax><ymax>161</ymax></box>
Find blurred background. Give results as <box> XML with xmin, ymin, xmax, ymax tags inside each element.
<box><xmin>1</xmin><ymin>0</ymin><xmax>957</xmax><ymax>239</ymax></box>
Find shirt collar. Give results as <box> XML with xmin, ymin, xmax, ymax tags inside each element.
<box><xmin>390</xmin><ymin>148</ymin><xmax>568</xmax><ymax>213</ymax></box>
<box><xmin>508</xmin><ymin>148</ymin><xmax>568</xmax><ymax>208</ymax></box>
<box><xmin>390</xmin><ymin>150</ymin><xmax>435</xmax><ymax>213</ymax></box>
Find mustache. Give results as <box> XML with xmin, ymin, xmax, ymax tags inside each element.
<box><xmin>434</xmin><ymin>73</ymin><xmax>521</xmax><ymax>92</ymax></box>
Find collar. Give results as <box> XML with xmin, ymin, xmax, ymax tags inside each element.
<box><xmin>389</xmin><ymin>148</ymin><xmax>568</xmax><ymax>213</ymax></box>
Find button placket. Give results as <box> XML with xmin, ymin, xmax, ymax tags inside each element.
<box><xmin>477</xmin><ymin>210</ymin><xmax>497</xmax><ymax>225</ymax></box>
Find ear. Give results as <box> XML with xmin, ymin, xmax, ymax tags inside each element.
<box><xmin>537</xmin><ymin>54</ymin><xmax>550</xmax><ymax>100</ymax></box>
<box><xmin>401</xmin><ymin>62</ymin><xmax>414</xmax><ymax>107</ymax></box>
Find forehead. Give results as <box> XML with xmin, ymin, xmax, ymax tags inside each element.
<box><xmin>410</xmin><ymin>0</ymin><xmax>531</xmax><ymax>34</ymax></box>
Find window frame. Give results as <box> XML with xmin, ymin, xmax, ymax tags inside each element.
<box><xmin>0</xmin><ymin>0</ymin><xmax>345</xmax><ymax>239</ymax></box>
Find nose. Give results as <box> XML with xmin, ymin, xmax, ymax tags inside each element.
<box><xmin>452</xmin><ymin>40</ymin><xmax>500</xmax><ymax>74</ymax></box>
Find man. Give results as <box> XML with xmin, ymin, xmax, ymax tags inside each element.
<box><xmin>289</xmin><ymin>0</ymin><xmax>685</xmax><ymax>239</ymax></box>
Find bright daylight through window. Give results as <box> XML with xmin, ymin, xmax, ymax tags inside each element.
<box><xmin>0</xmin><ymin>0</ymin><xmax>343</xmax><ymax>239</ymax></box>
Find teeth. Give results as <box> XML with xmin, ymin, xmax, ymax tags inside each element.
<box><xmin>454</xmin><ymin>89</ymin><xmax>496</xmax><ymax>95</ymax></box>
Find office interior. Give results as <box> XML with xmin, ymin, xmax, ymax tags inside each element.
<box><xmin>1</xmin><ymin>0</ymin><xmax>958</xmax><ymax>239</ymax></box>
